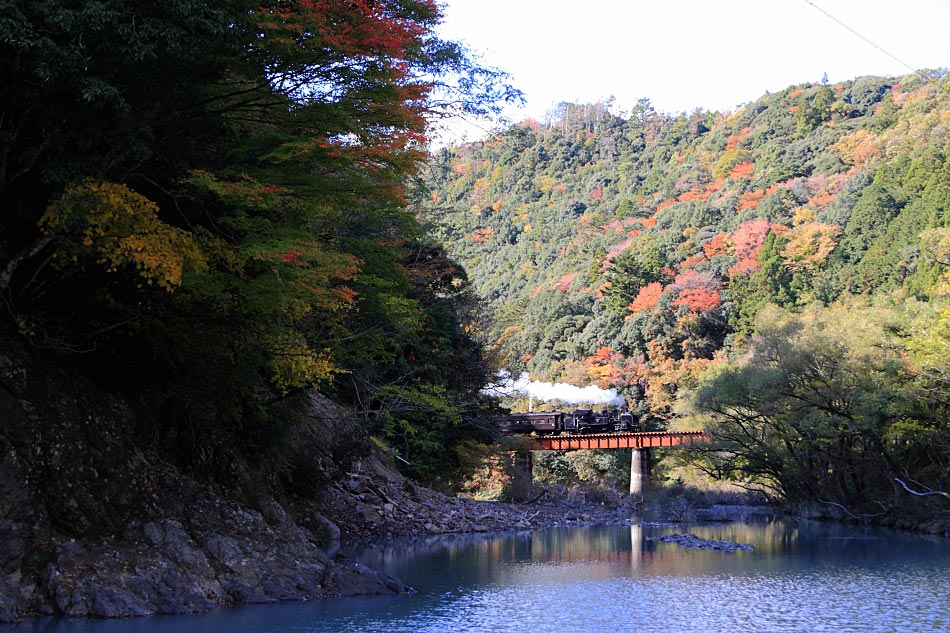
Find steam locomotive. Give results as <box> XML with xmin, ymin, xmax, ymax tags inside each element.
<box><xmin>499</xmin><ymin>408</ymin><xmax>640</xmax><ymax>436</ymax></box>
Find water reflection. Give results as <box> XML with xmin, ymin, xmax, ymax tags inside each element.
<box><xmin>7</xmin><ymin>520</ymin><xmax>950</xmax><ymax>633</ymax></box>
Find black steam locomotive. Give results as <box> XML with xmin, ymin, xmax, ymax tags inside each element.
<box><xmin>500</xmin><ymin>409</ymin><xmax>640</xmax><ymax>436</ymax></box>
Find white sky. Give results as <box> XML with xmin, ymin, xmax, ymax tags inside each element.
<box><xmin>436</xmin><ymin>0</ymin><xmax>950</xmax><ymax>138</ymax></box>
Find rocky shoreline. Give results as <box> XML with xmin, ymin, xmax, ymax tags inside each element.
<box><xmin>312</xmin><ymin>451</ymin><xmax>774</xmax><ymax>545</ymax></box>
<box><xmin>311</xmin><ymin>451</ymin><xmax>644</xmax><ymax>544</ymax></box>
<box><xmin>1</xmin><ymin>438</ymin><xmax>767</xmax><ymax>623</ymax></box>
<box><xmin>0</xmin><ymin>339</ymin><xmax>771</xmax><ymax>623</ymax></box>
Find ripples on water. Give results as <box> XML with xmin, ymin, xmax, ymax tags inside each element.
<box><xmin>9</xmin><ymin>521</ymin><xmax>950</xmax><ymax>633</ymax></box>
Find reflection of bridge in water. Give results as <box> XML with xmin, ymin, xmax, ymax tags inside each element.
<box><xmin>511</xmin><ymin>431</ymin><xmax>707</xmax><ymax>499</ymax></box>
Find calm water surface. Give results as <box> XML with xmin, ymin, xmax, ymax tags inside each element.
<box><xmin>8</xmin><ymin>520</ymin><xmax>950</xmax><ymax>633</ymax></box>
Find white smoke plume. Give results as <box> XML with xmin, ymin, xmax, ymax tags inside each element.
<box><xmin>482</xmin><ymin>370</ymin><xmax>624</xmax><ymax>407</ymax></box>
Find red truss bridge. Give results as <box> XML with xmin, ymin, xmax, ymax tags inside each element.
<box><xmin>526</xmin><ymin>430</ymin><xmax>706</xmax><ymax>451</ymax></box>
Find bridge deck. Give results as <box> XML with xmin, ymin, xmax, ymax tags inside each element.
<box><xmin>526</xmin><ymin>431</ymin><xmax>706</xmax><ymax>450</ymax></box>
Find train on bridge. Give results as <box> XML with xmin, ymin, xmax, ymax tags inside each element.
<box><xmin>500</xmin><ymin>408</ymin><xmax>641</xmax><ymax>436</ymax></box>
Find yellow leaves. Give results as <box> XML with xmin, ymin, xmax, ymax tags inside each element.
<box><xmin>536</xmin><ymin>174</ymin><xmax>559</xmax><ymax>193</ymax></box>
<box><xmin>780</xmin><ymin>222</ymin><xmax>841</xmax><ymax>271</ymax></box>
<box><xmin>268</xmin><ymin>333</ymin><xmax>342</xmax><ymax>394</ymax></box>
<box><xmin>831</xmin><ymin>129</ymin><xmax>881</xmax><ymax>168</ymax></box>
<box><xmin>39</xmin><ymin>180</ymin><xmax>209</xmax><ymax>291</ymax></box>
<box><xmin>712</xmin><ymin>148</ymin><xmax>752</xmax><ymax>179</ymax></box>
<box><xmin>918</xmin><ymin>228</ymin><xmax>950</xmax><ymax>297</ymax></box>
<box><xmin>792</xmin><ymin>206</ymin><xmax>817</xmax><ymax>226</ymax></box>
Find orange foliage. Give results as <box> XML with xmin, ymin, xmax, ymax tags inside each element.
<box><xmin>731</xmin><ymin>219</ymin><xmax>770</xmax><ymax>260</ymax></box>
<box><xmin>705</xmin><ymin>177</ymin><xmax>726</xmax><ymax>197</ymax></box>
<box><xmin>670</xmin><ymin>270</ymin><xmax>720</xmax><ymax>313</ymax></box>
<box><xmin>833</xmin><ymin>129</ymin><xmax>882</xmax><ymax>168</ymax></box>
<box><xmin>673</xmin><ymin>287</ymin><xmax>721</xmax><ymax>312</ymax></box>
<box><xmin>638</xmin><ymin>352</ymin><xmax>719</xmax><ymax>419</ymax></box>
<box><xmin>680</xmin><ymin>253</ymin><xmax>706</xmax><ymax>269</ymax></box>
<box><xmin>678</xmin><ymin>189</ymin><xmax>704</xmax><ymax>202</ymax></box>
<box><xmin>735</xmin><ymin>189</ymin><xmax>765</xmax><ymax>212</ymax></box>
<box><xmin>703</xmin><ymin>232</ymin><xmax>730</xmax><ymax>258</ymax></box>
<box><xmin>588</xmin><ymin>186</ymin><xmax>604</xmax><ymax>200</ymax></box>
<box><xmin>637</xmin><ymin>217</ymin><xmax>658</xmax><ymax>228</ymax></box>
<box><xmin>727</xmin><ymin>219</ymin><xmax>771</xmax><ymax>276</ymax></box>
<box><xmin>579</xmin><ymin>346</ymin><xmax>641</xmax><ymax>390</ymax></box>
<box><xmin>729</xmin><ymin>257</ymin><xmax>758</xmax><ymax>276</ymax></box>
<box><xmin>584</xmin><ymin>345</ymin><xmax>620</xmax><ymax>367</ymax></box>
<box><xmin>729</xmin><ymin>161</ymin><xmax>755</xmax><ymax>179</ymax></box>
<box><xmin>724</xmin><ymin>127</ymin><xmax>751</xmax><ymax>151</ymax></box>
<box><xmin>466</xmin><ymin>227</ymin><xmax>494</xmax><ymax>243</ymax></box>
<box><xmin>282</xmin><ymin>249</ymin><xmax>305</xmax><ymax>264</ymax></box>
<box><xmin>628</xmin><ymin>282</ymin><xmax>664</xmax><ymax>313</ymax></box>
<box><xmin>333</xmin><ymin>285</ymin><xmax>358</xmax><ymax>304</ymax></box>
<box><xmin>656</xmin><ymin>198</ymin><xmax>677</xmax><ymax>213</ymax></box>
<box><xmin>808</xmin><ymin>192</ymin><xmax>836</xmax><ymax>208</ymax></box>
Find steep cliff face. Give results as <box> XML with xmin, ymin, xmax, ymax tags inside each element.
<box><xmin>0</xmin><ymin>339</ymin><xmax>407</xmax><ymax>622</ymax></box>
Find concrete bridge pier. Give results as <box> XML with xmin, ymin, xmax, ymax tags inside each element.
<box><xmin>512</xmin><ymin>449</ymin><xmax>533</xmax><ymax>502</ymax></box>
<box><xmin>629</xmin><ymin>448</ymin><xmax>651</xmax><ymax>495</ymax></box>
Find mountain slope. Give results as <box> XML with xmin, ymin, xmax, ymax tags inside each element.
<box><xmin>418</xmin><ymin>71</ymin><xmax>950</xmax><ymax>522</ymax></box>
<box><xmin>420</xmin><ymin>71</ymin><xmax>950</xmax><ymax>412</ymax></box>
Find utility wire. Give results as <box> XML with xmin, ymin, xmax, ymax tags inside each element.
<box><xmin>800</xmin><ymin>0</ymin><xmax>919</xmax><ymax>75</ymax></box>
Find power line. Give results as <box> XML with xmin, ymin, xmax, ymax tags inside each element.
<box><xmin>800</xmin><ymin>0</ymin><xmax>919</xmax><ymax>75</ymax></box>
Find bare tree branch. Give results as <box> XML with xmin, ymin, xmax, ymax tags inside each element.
<box><xmin>894</xmin><ymin>477</ymin><xmax>950</xmax><ymax>501</ymax></box>
<box><xmin>0</xmin><ymin>236</ymin><xmax>53</xmax><ymax>290</ymax></box>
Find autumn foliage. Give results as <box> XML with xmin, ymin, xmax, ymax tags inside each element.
<box><xmin>39</xmin><ymin>181</ymin><xmax>209</xmax><ymax>291</ymax></box>
<box><xmin>628</xmin><ymin>282</ymin><xmax>664</xmax><ymax>313</ymax></box>
<box><xmin>398</xmin><ymin>59</ymin><xmax>950</xmax><ymax>505</ymax></box>
<box><xmin>1</xmin><ymin>0</ymin><xmax>520</xmax><ymax>485</ymax></box>
<box><xmin>728</xmin><ymin>219</ymin><xmax>772</xmax><ymax>275</ymax></box>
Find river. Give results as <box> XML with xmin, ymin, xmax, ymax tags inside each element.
<box><xmin>8</xmin><ymin>520</ymin><xmax>950</xmax><ymax>632</ymax></box>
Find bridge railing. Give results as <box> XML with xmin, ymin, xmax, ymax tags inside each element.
<box><xmin>526</xmin><ymin>431</ymin><xmax>706</xmax><ymax>451</ymax></box>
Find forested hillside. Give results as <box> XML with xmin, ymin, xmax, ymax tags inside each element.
<box><xmin>419</xmin><ymin>72</ymin><xmax>950</xmax><ymax>522</ymax></box>
<box><xmin>0</xmin><ymin>0</ymin><xmax>518</xmax><ymax>492</ymax></box>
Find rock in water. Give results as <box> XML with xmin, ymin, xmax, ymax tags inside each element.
<box><xmin>646</xmin><ymin>533</ymin><xmax>754</xmax><ymax>552</ymax></box>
